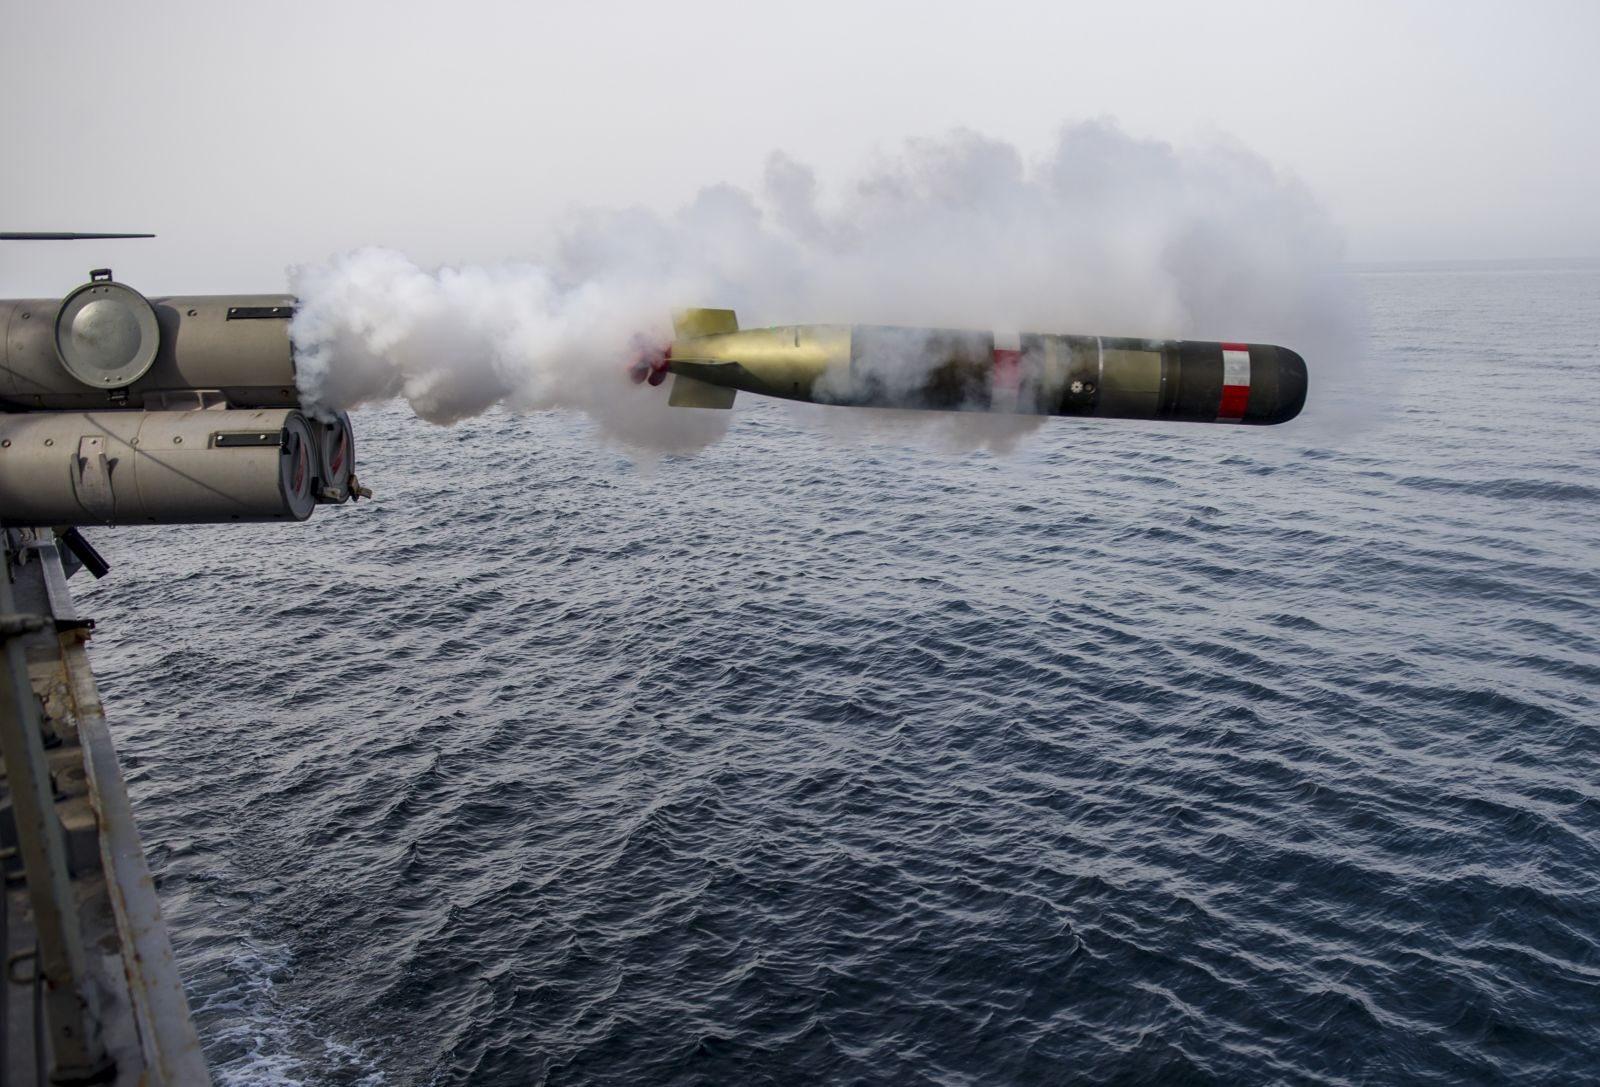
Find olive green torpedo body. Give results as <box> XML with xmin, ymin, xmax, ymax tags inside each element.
<box><xmin>629</xmin><ymin>308</ymin><xmax>1307</xmax><ymax>426</ymax></box>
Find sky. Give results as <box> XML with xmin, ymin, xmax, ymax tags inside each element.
<box><xmin>3</xmin><ymin>0</ymin><xmax>1598</xmax><ymax>296</ymax></box>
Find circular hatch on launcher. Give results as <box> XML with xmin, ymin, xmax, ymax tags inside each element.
<box><xmin>52</xmin><ymin>271</ymin><xmax>160</xmax><ymax>389</ymax></box>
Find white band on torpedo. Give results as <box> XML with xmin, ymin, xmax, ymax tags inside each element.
<box><xmin>1217</xmin><ymin>343</ymin><xmax>1252</xmax><ymax>423</ymax></box>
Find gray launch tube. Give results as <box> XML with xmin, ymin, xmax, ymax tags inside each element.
<box><xmin>0</xmin><ymin>408</ymin><xmax>318</xmax><ymax>525</ymax></box>
<box><xmin>0</xmin><ymin>294</ymin><xmax>299</xmax><ymax>410</ymax></box>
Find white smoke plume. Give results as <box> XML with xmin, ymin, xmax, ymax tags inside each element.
<box><xmin>289</xmin><ymin>120</ymin><xmax>1362</xmax><ymax>453</ymax></box>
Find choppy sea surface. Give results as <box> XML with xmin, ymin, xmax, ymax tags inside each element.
<box><xmin>80</xmin><ymin>265</ymin><xmax>1598</xmax><ymax>1085</ymax></box>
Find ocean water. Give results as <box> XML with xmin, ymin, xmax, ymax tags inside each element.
<box><xmin>78</xmin><ymin>265</ymin><xmax>1599</xmax><ymax>1085</ymax></box>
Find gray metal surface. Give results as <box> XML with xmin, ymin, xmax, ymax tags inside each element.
<box><xmin>48</xmin><ymin>535</ymin><xmax>209</xmax><ymax>1084</ymax></box>
<box><xmin>0</xmin><ymin>545</ymin><xmax>110</xmax><ymax>1081</ymax></box>
<box><xmin>2</xmin><ymin>532</ymin><xmax>210</xmax><ymax>1085</ymax></box>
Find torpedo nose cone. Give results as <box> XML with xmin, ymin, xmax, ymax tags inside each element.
<box><xmin>1257</xmin><ymin>346</ymin><xmax>1308</xmax><ymax>425</ymax></box>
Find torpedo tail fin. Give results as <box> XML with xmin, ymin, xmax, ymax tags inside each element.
<box><xmin>667</xmin><ymin>373</ymin><xmax>738</xmax><ymax>409</ymax></box>
<box><xmin>672</xmin><ymin>308</ymin><xmax>739</xmax><ymax>337</ymax></box>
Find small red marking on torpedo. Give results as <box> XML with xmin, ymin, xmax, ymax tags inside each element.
<box><xmin>1220</xmin><ymin>342</ymin><xmax>1249</xmax><ymax>352</ymax></box>
<box><xmin>1218</xmin><ymin>384</ymin><xmax>1250</xmax><ymax>419</ymax></box>
<box><xmin>992</xmin><ymin>348</ymin><xmax>1021</xmax><ymax>390</ymax></box>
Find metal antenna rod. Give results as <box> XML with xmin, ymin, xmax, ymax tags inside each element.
<box><xmin>0</xmin><ymin>232</ymin><xmax>155</xmax><ymax>240</ymax></box>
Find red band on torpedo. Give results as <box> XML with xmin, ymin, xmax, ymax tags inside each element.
<box><xmin>1218</xmin><ymin>384</ymin><xmax>1250</xmax><ymax>419</ymax></box>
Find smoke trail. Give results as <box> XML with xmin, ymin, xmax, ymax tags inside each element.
<box><xmin>288</xmin><ymin>249</ymin><xmax>731</xmax><ymax>451</ymax></box>
<box><xmin>289</xmin><ymin>120</ymin><xmax>1362</xmax><ymax>452</ymax></box>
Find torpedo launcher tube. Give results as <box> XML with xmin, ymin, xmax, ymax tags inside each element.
<box><xmin>0</xmin><ymin>270</ymin><xmax>368</xmax><ymax>527</ymax></box>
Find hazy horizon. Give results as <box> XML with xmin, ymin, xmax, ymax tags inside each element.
<box><xmin>4</xmin><ymin>1</ymin><xmax>1598</xmax><ymax>296</ymax></box>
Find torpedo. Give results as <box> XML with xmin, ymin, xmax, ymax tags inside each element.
<box><xmin>630</xmin><ymin>309</ymin><xmax>1306</xmax><ymax>426</ymax></box>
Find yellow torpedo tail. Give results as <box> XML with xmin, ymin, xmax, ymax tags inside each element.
<box><xmin>671</xmin><ymin>308</ymin><xmax>739</xmax><ymax>337</ymax></box>
<box><xmin>666</xmin><ymin>308</ymin><xmax>741</xmax><ymax>409</ymax></box>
